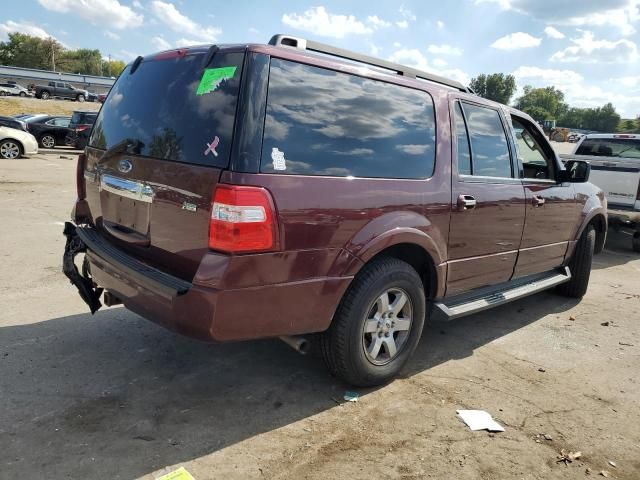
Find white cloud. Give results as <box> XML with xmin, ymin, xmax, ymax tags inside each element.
<box><xmin>436</xmin><ymin>20</ymin><xmax>445</xmax><ymax>29</ymax></box>
<box><xmin>151</xmin><ymin>36</ymin><xmax>171</xmax><ymax>50</ymax></box>
<box><xmin>175</xmin><ymin>38</ymin><xmax>206</xmax><ymax>47</ymax></box>
<box><xmin>616</xmin><ymin>75</ymin><xmax>640</xmax><ymax>87</ymax></box>
<box><xmin>104</xmin><ymin>30</ymin><xmax>120</xmax><ymax>40</ymax></box>
<box><xmin>38</xmin><ymin>0</ymin><xmax>143</xmax><ymax>29</ymax></box>
<box><xmin>369</xmin><ymin>42</ymin><xmax>380</xmax><ymax>56</ymax></box>
<box><xmin>248</xmin><ymin>27</ymin><xmax>260</xmax><ymax>35</ymax></box>
<box><xmin>544</xmin><ymin>26</ymin><xmax>565</xmax><ymax>39</ymax></box>
<box><xmin>396</xmin><ymin>20</ymin><xmax>409</xmax><ymax>29</ymax></box>
<box><xmin>132</xmin><ymin>0</ymin><xmax>143</xmax><ymax>8</ymax></box>
<box><xmin>427</xmin><ymin>44</ymin><xmax>463</xmax><ymax>56</ymax></box>
<box><xmin>367</xmin><ymin>15</ymin><xmax>391</xmax><ymax>29</ymax></box>
<box><xmin>388</xmin><ymin>48</ymin><xmax>470</xmax><ymax>85</ymax></box>
<box><xmin>150</xmin><ymin>1</ymin><xmax>221</xmax><ymax>42</ymax></box>
<box><xmin>432</xmin><ymin>58</ymin><xmax>448</xmax><ymax>67</ymax></box>
<box><xmin>513</xmin><ymin>66</ymin><xmax>584</xmax><ymax>88</ymax></box>
<box><xmin>282</xmin><ymin>7</ymin><xmax>372</xmax><ymax>38</ymax></box>
<box><xmin>0</xmin><ymin>20</ymin><xmax>54</xmax><ymax>40</ymax></box>
<box><xmin>398</xmin><ymin>5</ymin><xmax>417</xmax><ymax>21</ymax></box>
<box><xmin>491</xmin><ymin>32</ymin><xmax>542</xmax><ymax>50</ymax></box>
<box><xmin>560</xmin><ymin>2</ymin><xmax>639</xmax><ymax>36</ymax></box>
<box><xmin>475</xmin><ymin>0</ymin><xmax>639</xmax><ymax>36</ymax></box>
<box><xmin>393</xmin><ymin>41</ymin><xmax>402</xmax><ymax>48</ymax></box>
<box><xmin>550</xmin><ymin>30</ymin><xmax>638</xmax><ymax>63</ymax></box>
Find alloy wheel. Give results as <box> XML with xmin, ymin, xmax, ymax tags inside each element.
<box><xmin>41</xmin><ymin>135</ymin><xmax>55</xmax><ymax>148</ymax></box>
<box><xmin>362</xmin><ymin>288</ymin><xmax>413</xmax><ymax>365</ymax></box>
<box><xmin>0</xmin><ymin>141</ymin><xmax>21</xmax><ymax>159</ymax></box>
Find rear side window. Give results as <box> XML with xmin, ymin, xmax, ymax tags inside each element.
<box><xmin>89</xmin><ymin>50</ymin><xmax>244</xmax><ymax>167</ymax></box>
<box><xmin>454</xmin><ymin>102</ymin><xmax>472</xmax><ymax>175</ymax></box>
<box><xmin>459</xmin><ymin>102</ymin><xmax>512</xmax><ymax>178</ymax></box>
<box><xmin>576</xmin><ymin>138</ymin><xmax>640</xmax><ymax>159</ymax></box>
<box><xmin>261</xmin><ymin>59</ymin><xmax>436</xmax><ymax>179</ymax></box>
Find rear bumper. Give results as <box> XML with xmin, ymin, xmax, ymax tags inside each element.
<box><xmin>64</xmin><ymin>224</ymin><xmax>353</xmax><ymax>342</ymax></box>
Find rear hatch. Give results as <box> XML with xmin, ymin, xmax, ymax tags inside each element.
<box><xmin>574</xmin><ymin>136</ymin><xmax>640</xmax><ymax>208</ymax></box>
<box><xmin>83</xmin><ymin>47</ymin><xmax>245</xmax><ymax>281</ymax></box>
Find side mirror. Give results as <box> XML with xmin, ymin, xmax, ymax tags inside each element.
<box><xmin>560</xmin><ymin>160</ymin><xmax>590</xmax><ymax>183</ymax></box>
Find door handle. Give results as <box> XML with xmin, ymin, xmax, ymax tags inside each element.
<box><xmin>103</xmin><ymin>221</ymin><xmax>150</xmax><ymax>247</ymax></box>
<box><xmin>532</xmin><ymin>195</ymin><xmax>546</xmax><ymax>207</ymax></box>
<box><xmin>457</xmin><ymin>194</ymin><xmax>477</xmax><ymax>210</ymax></box>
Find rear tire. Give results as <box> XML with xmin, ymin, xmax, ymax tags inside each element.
<box><xmin>19</xmin><ymin>91</ymin><xmax>26</xmax><ymax>97</ymax></box>
<box><xmin>40</xmin><ymin>90</ymin><xmax>50</xmax><ymax>100</ymax></box>
<box><xmin>39</xmin><ymin>134</ymin><xmax>56</xmax><ymax>148</ymax></box>
<box><xmin>557</xmin><ymin>225</ymin><xmax>595</xmax><ymax>298</ymax></box>
<box><xmin>76</xmin><ymin>94</ymin><xmax>85</xmax><ymax>102</ymax></box>
<box><xmin>632</xmin><ymin>232</ymin><xmax>640</xmax><ymax>253</ymax></box>
<box><xmin>320</xmin><ymin>257</ymin><xmax>426</xmax><ymax>387</ymax></box>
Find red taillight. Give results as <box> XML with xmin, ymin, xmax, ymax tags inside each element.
<box><xmin>209</xmin><ymin>185</ymin><xmax>278</xmax><ymax>253</ymax></box>
<box><xmin>76</xmin><ymin>124</ymin><xmax>90</xmax><ymax>132</ymax></box>
<box><xmin>76</xmin><ymin>153</ymin><xmax>86</xmax><ymax>200</ymax></box>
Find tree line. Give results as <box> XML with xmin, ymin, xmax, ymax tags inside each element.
<box><xmin>470</xmin><ymin>73</ymin><xmax>637</xmax><ymax>133</ymax></box>
<box><xmin>0</xmin><ymin>33</ymin><xmax>126</xmax><ymax>78</ymax></box>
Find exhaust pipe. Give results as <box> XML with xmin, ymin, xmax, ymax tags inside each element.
<box><xmin>279</xmin><ymin>335</ymin><xmax>310</xmax><ymax>355</ymax></box>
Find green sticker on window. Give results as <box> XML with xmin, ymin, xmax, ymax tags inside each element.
<box><xmin>195</xmin><ymin>66</ymin><xmax>237</xmax><ymax>96</ymax></box>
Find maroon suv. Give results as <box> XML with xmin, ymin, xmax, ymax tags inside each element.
<box><xmin>63</xmin><ymin>35</ymin><xmax>607</xmax><ymax>386</ymax></box>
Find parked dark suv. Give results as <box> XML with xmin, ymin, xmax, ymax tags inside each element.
<box><xmin>65</xmin><ymin>111</ymin><xmax>98</xmax><ymax>149</ymax></box>
<box><xmin>63</xmin><ymin>35</ymin><xmax>607</xmax><ymax>386</ymax></box>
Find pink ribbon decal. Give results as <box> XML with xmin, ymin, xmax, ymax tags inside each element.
<box><xmin>204</xmin><ymin>136</ymin><xmax>220</xmax><ymax>157</ymax></box>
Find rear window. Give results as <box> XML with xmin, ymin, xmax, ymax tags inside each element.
<box><xmin>89</xmin><ymin>50</ymin><xmax>244</xmax><ymax>167</ymax></box>
<box><xmin>576</xmin><ymin>138</ymin><xmax>640</xmax><ymax>159</ymax></box>
<box><xmin>261</xmin><ymin>59</ymin><xmax>436</xmax><ymax>179</ymax></box>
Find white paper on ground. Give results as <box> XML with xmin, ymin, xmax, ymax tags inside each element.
<box><xmin>456</xmin><ymin>409</ymin><xmax>505</xmax><ymax>432</ymax></box>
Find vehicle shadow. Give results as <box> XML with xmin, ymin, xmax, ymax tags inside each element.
<box><xmin>592</xmin><ymin>229</ymin><xmax>638</xmax><ymax>271</ymax></box>
<box><xmin>0</xmin><ymin>290</ymin><xmax>579</xmax><ymax>479</ymax></box>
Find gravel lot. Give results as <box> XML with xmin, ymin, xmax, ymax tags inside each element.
<box><xmin>0</xmin><ymin>150</ymin><xmax>638</xmax><ymax>480</ymax></box>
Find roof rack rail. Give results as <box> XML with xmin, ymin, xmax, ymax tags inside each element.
<box><xmin>268</xmin><ymin>34</ymin><xmax>470</xmax><ymax>93</ymax></box>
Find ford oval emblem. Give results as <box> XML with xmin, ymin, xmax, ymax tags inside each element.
<box><xmin>117</xmin><ymin>159</ymin><xmax>133</xmax><ymax>174</ymax></box>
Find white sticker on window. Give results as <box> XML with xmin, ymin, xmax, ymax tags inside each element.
<box><xmin>271</xmin><ymin>147</ymin><xmax>287</xmax><ymax>171</ymax></box>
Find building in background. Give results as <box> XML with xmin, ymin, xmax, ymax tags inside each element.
<box><xmin>0</xmin><ymin>65</ymin><xmax>115</xmax><ymax>94</ymax></box>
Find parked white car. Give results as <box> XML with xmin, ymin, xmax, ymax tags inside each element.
<box><xmin>0</xmin><ymin>126</ymin><xmax>38</xmax><ymax>159</ymax></box>
<box><xmin>0</xmin><ymin>83</ymin><xmax>32</xmax><ymax>97</ymax></box>
<box><xmin>561</xmin><ymin>133</ymin><xmax>640</xmax><ymax>252</ymax></box>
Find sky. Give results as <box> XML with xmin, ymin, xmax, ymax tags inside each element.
<box><xmin>1</xmin><ymin>0</ymin><xmax>639</xmax><ymax>118</ymax></box>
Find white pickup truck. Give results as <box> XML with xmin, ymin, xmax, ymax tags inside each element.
<box><xmin>561</xmin><ymin>133</ymin><xmax>640</xmax><ymax>252</ymax></box>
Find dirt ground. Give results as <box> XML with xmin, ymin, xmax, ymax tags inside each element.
<box><xmin>0</xmin><ymin>150</ymin><xmax>639</xmax><ymax>480</ymax></box>
<box><xmin>0</xmin><ymin>96</ymin><xmax>100</xmax><ymax>117</ymax></box>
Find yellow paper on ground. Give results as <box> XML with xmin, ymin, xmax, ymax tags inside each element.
<box><xmin>156</xmin><ymin>466</ymin><xmax>195</xmax><ymax>480</ymax></box>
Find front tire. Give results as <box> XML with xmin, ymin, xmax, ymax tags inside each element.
<box><xmin>321</xmin><ymin>257</ymin><xmax>426</xmax><ymax>387</ymax></box>
<box><xmin>0</xmin><ymin>139</ymin><xmax>23</xmax><ymax>159</ymax></box>
<box><xmin>19</xmin><ymin>91</ymin><xmax>26</xmax><ymax>97</ymax></box>
<box><xmin>558</xmin><ymin>225</ymin><xmax>595</xmax><ymax>298</ymax></box>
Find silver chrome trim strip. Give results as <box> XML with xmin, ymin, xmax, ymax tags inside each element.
<box><xmin>100</xmin><ymin>174</ymin><xmax>154</xmax><ymax>203</ymax></box>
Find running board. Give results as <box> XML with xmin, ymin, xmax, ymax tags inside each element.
<box><xmin>432</xmin><ymin>267</ymin><xmax>571</xmax><ymax>322</ymax></box>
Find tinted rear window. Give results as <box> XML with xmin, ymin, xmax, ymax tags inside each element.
<box><xmin>261</xmin><ymin>59</ymin><xmax>436</xmax><ymax>179</ymax></box>
<box><xmin>89</xmin><ymin>50</ymin><xmax>244</xmax><ymax>167</ymax></box>
<box><xmin>576</xmin><ymin>138</ymin><xmax>640</xmax><ymax>159</ymax></box>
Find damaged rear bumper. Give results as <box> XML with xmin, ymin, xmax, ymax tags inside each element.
<box><xmin>62</xmin><ymin>222</ymin><xmax>103</xmax><ymax>313</ymax></box>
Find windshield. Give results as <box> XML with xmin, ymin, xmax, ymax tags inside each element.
<box><xmin>89</xmin><ymin>49</ymin><xmax>244</xmax><ymax>168</ymax></box>
<box><xmin>576</xmin><ymin>138</ymin><xmax>640</xmax><ymax>159</ymax></box>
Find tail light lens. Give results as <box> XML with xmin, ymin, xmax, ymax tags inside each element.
<box><xmin>209</xmin><ymin>185</ymin><xmax>278</xmax><ymax>253</ymax></box>
<box><xmin>76</xmin><ymin>124</ymin><xmax>90</xmax><ymax>132</ymax></box>
<box><xmin>76</xmin><ymin>153</ymin><xmax>86</xmax><ymax>200</ymax></box>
